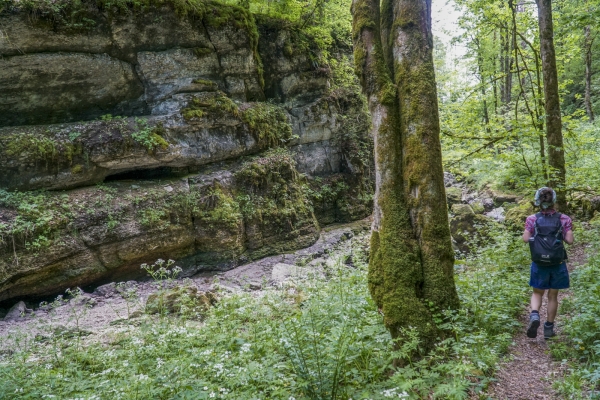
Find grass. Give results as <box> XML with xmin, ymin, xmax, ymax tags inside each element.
<box><xmin>0</xmin><ymin>227</ymin><xmax>533</xmax><ymax>399</ymax></box>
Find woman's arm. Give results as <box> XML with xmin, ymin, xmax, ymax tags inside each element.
<box><xmin>564</xmin><ymin>230</ymin><xmax>574</xmax><ymax>245</ymax></box>
<box><xmin>522</xmin><ymin>230</ymin><xmax>532</xmax><ymax>243</ymax></box>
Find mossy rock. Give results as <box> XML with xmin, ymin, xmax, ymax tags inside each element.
<box><xmin>492</xmin><ymin>191</ymin><xmax>519</xmax><ymax>206</ymax></box>
<box><xmin>450</xmin><ymin>212</ymin><xmax>493</xmax><ymax>254</ymax></box>
<box><xmin>445</xmin><ymin>187</ymin><xmax>462</xmax><ymax>207</ymax></box>
<box><xmin>589</xmin><ymin>211</ymin><xmax>600</xmax><ymax>227</ymax></box>
<box><xmin>470</xmin><ymin>201</ymin><xmax>485</xmax><ymax>214</ymax></box>
<box><xmin>582</xmin><ymin>196</ymin><xmax>600</xmax><ymax>220</ymax></box>
<box><xmin>145</xmin><ymin>286</ymin><xmax>218</xmax><ymax>316</ymax></box>
<box><xmin>505</xmin><ymin>199</ymin><xmax>535</xmax><ymax>229</ymax></box>
<box><xmin>451</xmin><ymin>203</ymin><xmax>474</xmax><ymax>217</ymax></box>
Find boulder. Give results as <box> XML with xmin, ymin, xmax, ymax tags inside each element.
<box><xmin>446</xmin><ymin>187</ymin><xmax>463</xmax><ymax>207</ymax></box>
<box><xmin>505</xmin><ymin>199</ymin><xmax>535</xmax><ymax>229</ymax></box>
<box><xmin>482</xmin><ymin>198</ymin><xmax>495</xmax><ymax>211</ymax></box>
<box><xmin>451</xmin><ymin>203</ymin><xmax>474</xmax><ymax>217</ymax></box>
<box><xmin>582</xmin><ymin>196</ymin><xmax>600</xmax><ymax>220</ymax></box>
<box><xmin>589</xmin><ymin>211</ymin><xmax>600</xmax><ymax>227</ymax></box>
<box><xmin>72</xmin><ymin>295</ymin><xmax>98</xmax><ymax>308</ymax></box>
<box><xmin>450</xmin><ymin>208</ymin><xmax>494</xmax><ymax>254</ymax></box>
<box><xmin>444</xmin><ymin>172</ymin><xmax>457</xmax><ymax>187</ymax></box>
<box><xmin>492</xmin><ymin>191</ymin><xmax>519</xmax><ymax>206</ymax></box>
<box><xmin>485</xmin><ymin>207</ymin><xmax>505</xmax><ymax>223</ymax></box>
<box><xmin>93</xmin><ymin>283</ymin><xmax>118</xmax><ymax>298</ymax></box>
<box><xmin>470</xmin><ymin>201</ymin><xmax>485</xmax><ymax>214</ymax></box>
<box><xmin>3</xmin><ymin>301</ymin><xmax>30</xmax><ymax>321</ymax></box>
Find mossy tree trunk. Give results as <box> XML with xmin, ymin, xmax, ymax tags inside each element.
<box><xmin>352</xmin><ymin>0</ymin><xmax>459</xmax><ymax>350</ymax></box>
<box><xmin>536</xmin><ymin>0</ymin><xmax>567</xmax><ymax>211</ymax></box>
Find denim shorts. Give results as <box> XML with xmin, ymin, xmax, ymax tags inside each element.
<box><xmin>529</xmin><ymin>261</ymin><xmax>570</xmax><ymax>290</ymax></box>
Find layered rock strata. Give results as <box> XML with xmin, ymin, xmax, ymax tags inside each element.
<box><xmin>0</xmin><ymin>3</ymin><xmax>373</xmax><ymax>301</ymax></box>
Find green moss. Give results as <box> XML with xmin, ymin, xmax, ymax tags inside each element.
<box><xmin>505</xmin><ymin>199</ymin><xmax>535</xmax><ymax>229</ymax></box>
<box><xmin>241</xmin><ymin>102</ymin><xmax>293</xmax><ymax>147</ymax></box>
<box><xmin>445</xmin><ymin>187</ymin><xmax>462</xmax><ymax>207</ymax></box>
<box><xmin>191</xmin><ymin>78</ymin><xmax>218</xmax><ymax>90</ymax></box>
<box><xmin>4</xmin><ymin>132</ymin><xmax>57</xmax><ymax>160</ymax></box>
<box><xmin>234</xmin><ymin>148</ymin><xmax>313</xmax><ymax>226</ymax></box>
<box><xmin>471</xmin><ymin>201</ymin><xmax>485</xmax><ymax>214</ymax></box>
<box><xmin>191</xmin><ymin>185</ymin><xmax>242</xmax><ymax>230</ymax></box>
<box><xmin>2</xmin><ymin>131</ymin><xmax>84</xmax><ymax>164</ymax></box>
<box><xmin>451</xmin><ymin>203</ymin><xmax>474</xmax><ymax>217</ymax></box>
<box><xmin>368</xmin><ymin>191</ymin><xmax>437</xmax><ymax>347</ymax></box>
<box><xmin>182</xmin><ymin>92</ymin><xmax>239</xmax><ymax>121</ymax></box>
<box><xmin>193</xmin><ymin>47</ymin><xmax>213</xmax><ymax>57</ymax></box>
<box><xmin>182</xmin><ymin>109</ymin><xmax>206</xmax><ymax>119</ymax></box>
<box><xmin>71</xmin><ymin>164</ymin><xmax>83</xmax><ymax>174</ymax></box>
<box><xmin>283</xmin><ymin>41</ymin><xmax>294</xmax><ymax>58</ymax></box>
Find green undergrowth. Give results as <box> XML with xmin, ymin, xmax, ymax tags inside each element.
<box><xmin>0</xmin><ymin>228</ymin><xmax>531</xmax><ymax>399</ymax></box>
<box><xmin>550</xmin><ymin>226</ymin><xmax>600</xmax><ymax>398</ymax></box>
<box><xmin>0</xmin><ymin>189</ymin><xmax>76</xmax><ymax>251</ymax></box>
<box><xmin>131</xmin><ymin>119</ymin><xmax>169</xmax><ymax>152</ymax></box>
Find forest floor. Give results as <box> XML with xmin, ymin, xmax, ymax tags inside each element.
<box><xmin>485</xmin><ymin>243</ymin><xmax>587</xmax><ymax>400</ymax></box>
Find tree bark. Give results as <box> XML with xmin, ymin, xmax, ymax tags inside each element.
<box><xmin>536</xmin><ymin>0</ymin><xmax>567</xmax><ymax>211</ymax></box>
<box><xmin>584</xmin><ymin>25</ymin><xmax>595</xmax><ymax>121</ymax></box>
<box><xmin>477</xmin><ymin>44</ymin><xmax>490</xmax><ymax>125</ymax></box>
<box><xmin>391</xmin><ymin>0</ymin><xmax>459</xmax><ymax>315</ymax></box>
<box><xmin>352</xmin><ymin>0</ymin><xmax>459</xmax><ymax>349</ymax></box>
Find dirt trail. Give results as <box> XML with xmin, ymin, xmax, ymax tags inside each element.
<box><xmin>485</xmin><ymin>244</ymin><xmax>586</xmax><ymax>400</ymax></box>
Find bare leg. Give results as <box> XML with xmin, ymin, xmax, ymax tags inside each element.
<box><xmin>547</xmin><ymin>289</ymin><xmax>559</xmax><ymax>322</ymax></box>
<box><xmin>531</xmin><ymin>288</ymin><xmax>545</xmax><ymax>311</ymax></box>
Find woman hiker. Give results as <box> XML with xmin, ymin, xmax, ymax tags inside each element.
<box><xmin>522</xmin><ymin>187</ymin><xmax>574</xmax><ymax>339</ymax></box>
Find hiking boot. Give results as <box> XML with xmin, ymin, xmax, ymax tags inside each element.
<box><xmin>527</xmin><ymin>312</ymin><xmax>540</xmax><ymax>338</ymax></box>
<box><xmin>544</xmin><ymin>323</ymin><xmax>556</xmax><ymax>340</ymax></box>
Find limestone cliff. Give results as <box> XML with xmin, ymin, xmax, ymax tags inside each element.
<box><xmin>0</xmin><ymin>1</ymin><xmax>373</xmax><ymax>301</ymax></box>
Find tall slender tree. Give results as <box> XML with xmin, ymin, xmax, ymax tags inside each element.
<box><xmin>536</xmin><ymin>0</ymin><xmax>567</xmax><ymax>210</ymax></box>
<box><xmin>352</xmin><ymin>0</ymin><xmax>459</xmax><ymax>349</ymax></box>
<box><xmin>584</xmin><ymin>24</ymin><xmax>595</xmax><ymax>121</ymax></box>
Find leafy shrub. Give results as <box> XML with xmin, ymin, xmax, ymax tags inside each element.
<box><xmin>131</xmin><ymin>119</ymin><xmax>169</xmax><ymax>151</ymax></box>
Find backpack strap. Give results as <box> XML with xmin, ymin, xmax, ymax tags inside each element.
<box><xmin>534</xmin><ymin>212</ymin><xmax>542</xmax><ymax>236</ymax></box>
<box><xmin>554</xmin><ymin>212</ymin><xmax>564</xmax><ymax>237</ymax></box>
